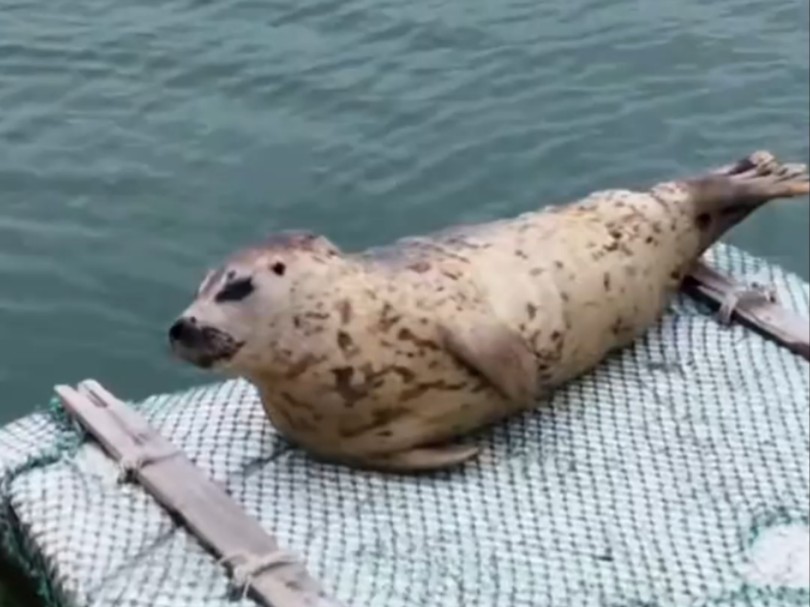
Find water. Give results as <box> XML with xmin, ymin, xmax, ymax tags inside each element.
<box><xmin>0</xmin><ymin>1</ymin><xmax>807</xmax><ymax>602</ymax></box>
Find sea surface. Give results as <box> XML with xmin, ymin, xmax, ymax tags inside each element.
<box><xmin>0</xmin><ymin>0</ymin><xmax>807</xmax><ymax>601</ymax></box>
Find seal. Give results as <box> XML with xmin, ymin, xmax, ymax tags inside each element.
<box><xmin>168</xmin><ymin>150</ymin><xmax>809</xmax><ymax>472</ymax></box>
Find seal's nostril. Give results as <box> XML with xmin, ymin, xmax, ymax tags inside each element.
<box><xmin>169</xmin><ymin>318</ymin><xmax>194</xmax><ymax>343</ymax></box>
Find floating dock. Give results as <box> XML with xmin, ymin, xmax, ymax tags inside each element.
<box><xmin>0</xmin><ymin>243</ymin><xmax>807</xmax><ymax>607</ymax></box>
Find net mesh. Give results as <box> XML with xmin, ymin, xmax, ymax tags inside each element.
<box><xmin>0</xmin><ymin>242</ymin><xmax>808</xmax><ymax>607</ymax></box>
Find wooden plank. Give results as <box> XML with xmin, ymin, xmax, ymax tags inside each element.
<box><xmin>54</xmin><ymin>379</ymin><xmax>346</xmax><ymax>607</ymax></box>
<box><xmin>683</xmin><ymin>260</ymin><xmax>810</xmax><ymax>361</ymax></box>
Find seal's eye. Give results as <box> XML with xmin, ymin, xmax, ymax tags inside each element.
<box><xmin>271</xmin><ymin>261</ymin><xmax>286</xmax><ymax>276</ymax></box>
<box><xmin>215</xmin><ymin>277</ymin><xmax>254</xmax><ymax>303</ymax></box>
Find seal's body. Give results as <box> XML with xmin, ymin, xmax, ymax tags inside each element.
<box><xmin>169</xmin><ymin>151</ymin><xmax>809</xmax><ymax>472</ymax></box>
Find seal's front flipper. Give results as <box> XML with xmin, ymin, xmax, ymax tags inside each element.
<box><xmin>364</xmin><ymin>444</ymin><xmax>481</xmax><ymax>472</ymax></box>
<box><xmin>438</xmin><ymin>320</ymin><xmax>538</xmax><ymax>406</ymax></box>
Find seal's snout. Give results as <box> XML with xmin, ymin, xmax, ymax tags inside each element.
<box><xmin>168</xmin><ymin>316</ymin><xmax>199</xmax><ymax>347</ymax></box>
<box><xmin>168</xmin><ymin>314</ymin><xmax>245</xmax><ymax>370</ymax></box>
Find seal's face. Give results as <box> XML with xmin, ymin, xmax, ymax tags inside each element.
<box><xmin>168</xmin><ymin>230</ymin><xmax>342</xmax><ymax>373</ymax></box>
<box><xmin>167</xmin><ymin>263</ymin><xmax>265</xmax><ymax>371</ymax></box>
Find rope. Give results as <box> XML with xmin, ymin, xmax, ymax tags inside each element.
<box><xmin>116</xmin><ymin>443</ymin><xmax>182</xmax><ymax>483</ymax></box>
<box><xmin>218</xmin><ymin>549</ymin><xmax>302</xmax><ymax>599</ymax></box>
<box><xmin>716</xmin><ymin>279</ymin><xmax>780</xmax><ymax>325</ymax></box>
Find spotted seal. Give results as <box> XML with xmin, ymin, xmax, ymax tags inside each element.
<box><xmin>168</xmin><ymin>150</ymin><xmax>809</xmax><ymax>472</ymax></box>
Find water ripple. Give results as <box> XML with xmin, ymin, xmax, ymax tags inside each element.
<box><xmin>0</xmin><ymin>0</ymin><xmax>807</xmax><ymax>417</ymax></box>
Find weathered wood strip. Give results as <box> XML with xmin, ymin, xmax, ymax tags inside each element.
<box><xmin>55</xmin><ymin>379</ymin><xmax>346</xmax><ymax>607</ymax></box>
<box><xmin>684</xmin><ymin>260</ymin><xmax>810</xmax><ymax>361</ymax></box>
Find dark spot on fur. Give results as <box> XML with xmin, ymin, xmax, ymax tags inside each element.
<box><xmin>337</xmin><ymin>331</ymin><xmax>357</xmax><ymax>356</ymax></box>
<box><xmin>293</xmin><ymin>315</ymin><xmax>302</xmax><ymax>328</ymax></box>
<box><xmin>303</xmin><ymin>311</ymin><xmax>329</xmax><ymax>321</ymax></box>
<box><xmin>530</xmin><ymin>268</ymin><xmax>544</xmax><ymax>277</ymax></box>
<box><xmin>215</xmin><ymin>276</ymin><xmax>255</xmax><ymax>303</ymax></box>
<box><xmin>337</xmin><ymin>380</ymin><xmax>424</xmax><ymax>437</ymax></box>
<box><xmin>378</xmin><ymin>303</ymin><xmax>401</xmax><ymax>332</ymax></box>
<box><xmin>610</xmin><ymin>316</ymin><xmax>634</xmax><ymax>337</ymax></box>
<box><xmin>695</xmin><ymin>213</ymin><xmax>711</xmax><ymax>231</ymax></box>
<box><xmin>554</xmin><ymin>260</ymin><xmax>564</xmax><ymax>269</ymax></box>
<box><xmin>337</xmin><ymin>299</ymin><xmax>353</xmax><ymax>324</ymax></box>
<box><xmin>400</xmin><ymin>380</ymin><xmax>466</xmax><ymax>402</ymax></box>
<box><xmin>359</xmin><ymin>363</ymin><xmax>388</xmax><ymax>389</ymax></box>
<box><xmin>560</xmin><ymin>292</ymin><xmax>570</xmax><ymax>302</ymax></box>
<box><xmin>550</xmin><ymin>330</ymin><xmax>562</xmax><ymax>342</ymax></box>
<box><xmin>408</xmin><ymin>261</ymin><xmax>431</xmax><ymax>273</ymax></box>
<box><xmin>625</xmin><ymin>266</ymin><xmax>638</xmax><ymax>277</ymax></box>
<box><xmin>535</xmin><ymin>342</ymin><xmax>563</xmax><ymax>377</ymax></box>
<box><xmin>372</xmin><ymin>406</ymin><xmax>409</xmax><ymax>425</ymax></box>
<box><xmin>284</xmin><ymin>354</ymin><xmax>323</xmax><ymax>380</ymax></box>
<box><xmin>526</xmin><ymin>303</ymin><xmax>538</xmax><ymax>319</ymax></box>
<box><xmin>515</xmin><ymin>249</ymin><xmax>528</xmax><ymax>260</ymax></box>
<box><xmin>271</xmin><ymin>261</ymin><xmax>286</xmax><ymax>276</ymax></box>
<box><xmin>398</xmin><ymin>327</ymin><xmax>440</xmax><ymax>351</ymax></box>
<box><xmin>603</xmin><ymin>273</ymin><xmax>611</xmax><ymax>291</ymax></box>
<box><xmin>645</xmin><ymin>236</ymin><xmax>655</xmax><ymax>244</ymax></box>
<box><xmin>392</xmin><ymin>366</ymin><xmax>417</xmax><ymax>383</ymax></box>
<box><xmin>377</xmin><ymin>429</ymin><xmax>393</xmax><ymax>437</ymax></box>
<box><xmin>604</xmin><ymin>241</ymin><xmax>619</xmax><ymax>253</ymax></box>
<box><xmin>331</xmin><ymin>367</ymin><xmax>366</xmax><ymax>407</ymax></box>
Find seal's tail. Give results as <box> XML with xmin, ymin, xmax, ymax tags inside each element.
<box><xmin>680</xmin><ymin>150</ymin><xmax>809</xmax><ymax>250</ymax></box>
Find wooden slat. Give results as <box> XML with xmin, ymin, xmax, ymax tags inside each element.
<box><xmin>55</xmin><ymin>379</ymin><xmax>346</xmax><ymax>607</ymax></box>
<box><xmin>683</xmin><ymin>260</ymin><xmax>810</xmax><ymax>361</ymax></box>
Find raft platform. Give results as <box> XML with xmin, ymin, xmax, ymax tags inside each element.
<box><xmin>0</xmin><ymin>243</ymin><xmax>808</xmax><ymax>607</ymax></box>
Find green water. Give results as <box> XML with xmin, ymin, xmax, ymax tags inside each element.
<box><xmin>0</xmin><ymin>0</ymin><xmax>808</xmax><ymax>603</ymax></box>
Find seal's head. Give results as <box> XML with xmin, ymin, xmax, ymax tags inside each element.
<box><xmin>168</xmin><ymin>230</ymin><xmax>344</xmax><ymax>373</ymax></box>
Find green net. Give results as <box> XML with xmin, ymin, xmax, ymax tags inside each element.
<box><xmin>0</xmin><ymin>242</ymin><xmax>807</xmax><ymax>607</ymax></box>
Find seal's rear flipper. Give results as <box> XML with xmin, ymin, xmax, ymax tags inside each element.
<box><xmin>698</xmin><ymin>150</ymin><xmax>809</xmax><ymax>202</ymax></box>
<box><xmin>681</xmin><ymin>151</ymin><xmax>809</xmax><ymax>250</ymax></box>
